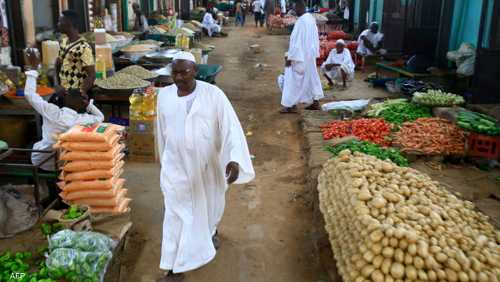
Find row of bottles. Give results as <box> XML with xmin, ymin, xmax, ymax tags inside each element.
<box><xmin>129</xmin><ymin>87</ymin><xmax>157</xmax><ymax>121</ymax></box>
<box><xmin>175</xmin><ymin>34</ymin><xmax>190</xmax><ymax>50</ymax></box>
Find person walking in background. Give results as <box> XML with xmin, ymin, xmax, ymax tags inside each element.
<box><xmin>241</xmin><ymin>0</ymin><xmax>249</xmax><ymax>26</ymax></box>
<box><xmin>132</xmin><ymin>3</ymin><xmax>150</xmax><ymax>32</ymax></box>
<box><xmin>264</xmin><ymin>0</ymin><xmax>275</xmax><ymax>28</ymax></box>
<box><xmin>279</xmin><ymin>0</ymin><xmax>323</xmax><ymax>113</ymax></box>
<box><xmin>235</xmin><ymin>1</ymin><xmax>243</xmax><ymax>26</ymax></box>
<box><xmin>156</xmin><ymin>51</ymin><xmax>255</xmax><ymax>282</ymax></box>
<box><xmin>253</xmin><ymin>0</ymin><xmax>264</xmax><ymax>27</ymax></box>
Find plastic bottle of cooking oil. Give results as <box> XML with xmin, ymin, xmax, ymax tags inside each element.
<box><xmin>129</xmin><ymin>88</ymin><xmax>144</xmax><ymax>120</ymax></box>
<box><xmin>95</xmin><ymin>53</ymin><xmax>107</xmax><ymax>79</ymax></box>
<box><xmin>142</xmin><ymin>87</ymin><xmax>157</xmax><ymax>120</ymax></box>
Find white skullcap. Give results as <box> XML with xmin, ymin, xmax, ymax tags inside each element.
<box><xmin>172</xmin><ymin>51</ymin><xmax>196</xmax><ymax>63</ymax></box>
<box><xmin>336</xmin><ymin>39</ymin><xmax>346</xmax><ymax>46</ymax></box>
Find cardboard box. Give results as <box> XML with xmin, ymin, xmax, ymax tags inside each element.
<box><xmin>127</xmin><ymin>120</ymin><xmax>158</xmax><ymax>162</ymax></box>
<box><xmin>129</xmin><ymin>120</ymin><xmax>155</xmax><ymax>135</ymax></box>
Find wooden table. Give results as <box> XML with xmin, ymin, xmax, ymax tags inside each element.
<box><xmin>376</xmin><ymin>62</ymin><xmax>430</xmax><ymax>79</ymax></box>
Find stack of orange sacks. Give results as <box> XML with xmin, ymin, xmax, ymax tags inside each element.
<box><xmin>55</xmin><ymin>123</ymin><xmax>131</xmax><ymax>214</ymax></box>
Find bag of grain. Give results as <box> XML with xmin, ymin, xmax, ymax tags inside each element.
<box><xmin>69</xmin><ymin>189</ymin><xmax>128</xmax><ymax>207</ymax></box>
<box><xmin>55</xmin><ymin>134</ymin><xmax>121</xmax><ymax>152</ymax></box>
<box><xmin>90</xmin><ymin>198</ymin><xmax>131</xmax><ymax>214</ymax></box>
<box><xmin>58</xmin><ymin>123</ymin><xmax>124</xmax><ymax>143</ymax></box>
<box><xmin>59</xmin><ymin>161</ymin><xmax>124</xmax><ymax>181</ymax></box>
<box><xmin>60</xmin><ymin>144</ymin><xmax>124</xmax><ymax>161</ymax></box>
<box><xmin>63</xmin><ymin>154</ymin><xmax>124</xmax><ymax>172</ymax></box>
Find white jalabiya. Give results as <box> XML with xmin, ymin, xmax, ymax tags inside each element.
<box><xmin>280</xmin><ymin>0</ymin><xmax>286</xmax><ymax>14</ymax></box>
<box><xmin>321</xmin><ymin>48</ymin><xmax>355</xmax><ymax>82</ymax></box>
<box><xmin>202</xmin><ymin>12</ymin><xmax>221</xmax><ymax>37</ymax></box>
<box><xmin>281</xmin><ymin>13</ymin><xmax>324</xmax><ymax>107</ymax></box>
<box><xmin>156</xmin><ymin>80</ymin><xmax>255</xmax><ymax>273</ymax></box>
<box><xmin>24</xmin><ymin>71</ymin><xmax>104</xmax><ymax>171</ymax></box>
<box><xmin>356</xmin><ymin>28</ymin><xmax>385</xmax><ymax>56</ymax></box>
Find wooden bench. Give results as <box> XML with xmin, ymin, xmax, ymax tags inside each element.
<box><xmin>376</xmin><ymin>62</ymin><xmax>430</xmax><ymax>79</ymax></box>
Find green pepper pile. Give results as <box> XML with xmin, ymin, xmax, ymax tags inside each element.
<box><xmin>457</xmin><ymin>110</ymin><xmax>500</xmax><ymax>135</ymax></box>
<box><xmin>62</xmin><ymin>206</ymin><xmax>85</xmax><ymax>220</ymax></box>
<box><xmin>0</xmin><ymin>251</ymin><xmax>54</xmax><ymax>282</ymax></box>
<box><xmin>367</xmin><ymin>100</ymin><xmax>432</xmax><ymax>125</ymax></box>
<box><xmin>326</xmin><ymin>140</ymin><xmax>409</xmax><ymax>167</ymax></box>
<box><xmin>378</xmin><ymin>102</ymin><xmax>432</xmax><ymax>125</ymax></box>
<box><xmin>40</xmin><ymin>223</ymin><xmax>64</xmax><ymax>236</ymax></box>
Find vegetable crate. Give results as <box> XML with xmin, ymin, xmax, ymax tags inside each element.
<box><xmin>466</xmin><ymin>133</ymin><xmax>500</xmax><ymax>160</ymax></box>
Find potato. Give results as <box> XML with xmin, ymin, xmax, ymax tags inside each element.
<box><xmin>390</xmin><ymin>263</ymin><xmax>405</xmax><ymax>279</ymax></box>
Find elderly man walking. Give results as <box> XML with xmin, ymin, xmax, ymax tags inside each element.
<box><xmin>156</xmin><ymin>52</ymin><xmax>255</xmax><ymax>282</ymax></box>
<box><xmin>280</xmin><ymin>0</ymin><xmax>324</xmax><ymax>113</ymax></box>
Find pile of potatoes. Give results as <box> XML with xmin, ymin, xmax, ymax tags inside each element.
<box><xmin>318</xmin><ymin>150</ymin><xmax>500</xmax><ymax>282</ymax></box>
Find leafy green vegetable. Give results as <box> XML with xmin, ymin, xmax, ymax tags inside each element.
<box><xmin>326</xmin><ymin>140</ymin><xmax>409</xmax><ymax>167</ymax></box>
<box><xmin>40</xmin><ymin>223</ymin><xmax>64</xmax><ymax>236</ymax></box>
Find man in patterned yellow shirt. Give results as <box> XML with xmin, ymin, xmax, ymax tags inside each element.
<box><xmin>56</xmin><ymin>10</ymin><xmax>95</xmax><ymax>98</ymax></box>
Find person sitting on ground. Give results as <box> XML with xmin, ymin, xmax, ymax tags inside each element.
<box><xmin>321</xmin><ymin>39</ymin><xmax>355</xmax><ymax>89</ymax></box>
<box><xmin>357</xmin><ymin>22</ymin><xmax>386</xmax><ymax>57</ymax></box>
<box><xmin>202</xmin><ymin>9</ymin><xmax>222</xmax><ymax>37</ymax></box>
<box><xmin>24</xmin><ymin>49</ymin><xmax>104</xmax><ymax>171</ymax></box>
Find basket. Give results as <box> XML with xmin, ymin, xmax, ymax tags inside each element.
<box><xmin>196</xmin><ymin>64</ymin><xmax>222</xmax><ymax>84</ymax></box>
<box><xmin>466</xmin><ymin>133</ymin><xmax>500</xmax><ymax>160</ymax></box>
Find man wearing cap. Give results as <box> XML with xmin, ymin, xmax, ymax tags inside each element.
<box><xmin>321</xmin><ymin>39</ymin><xmax>355</xmax><ymax>88</ymax></box>
<box><xmin>280</xmin><ymin>0</ymin><xmax>323</xmax><ymax>113</ymax></box>
<box><xmin>156</xmin><ymin>51</ymin><xmax>255</xmax><ymax>281</ymax></box>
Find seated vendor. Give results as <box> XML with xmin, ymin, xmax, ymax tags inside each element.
<box><xmin>357</xmin><ymin>22</ymin><xmax>387</xmax><ymax>60</ymax></box>
<box><xmin>202</xmin><ymin>9</ymin><xmax>222</xmax><ymax>37</ymax></box>
<box><xmin>24</xmin><ymin>50</ymin><xmax>104</xmax><ymax>171</ymax></box>
<box><xmin>321</xmin><ymin>39</ymin><xmax>355</xmax><ymax>88</ymax></box>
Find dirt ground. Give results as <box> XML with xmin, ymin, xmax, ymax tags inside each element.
<box><xmin>121</xmin><ymin>25</ymin><xmax>330</xmax><ymax>282</ymax></box>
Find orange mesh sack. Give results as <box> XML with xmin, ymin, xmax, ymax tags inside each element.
<box><xmin>57</xmin><ymin>178</ymin><xmax>125</xmax><ymax>193</ymax></box>
<box><xmin>59</xmin><ymin>161</ymin><xmax>124</xmax><ymax>181</ymax></box>
<box><xmin>58</xmin><ymin>123</ymin><xmax>124</xmax><ymax>143</ymax></box>
<box><xmin>90</xmin><ymin>198</ymin><xmax>131</xmax><ymax>214</ymax></box>
<box><xmin>60</xmin><ymin>144</ymin><xmax>124</xmax><ymax>161</ymax></box>
<box><xmin>63</xmin><ymin>154</ymin><xmax>124</xmax><ymax>172</ymax></box>
<box><xmin>55</xmin><ymin>135</ymin><xmax>120</xmax><ymax>152</ymax></box>
<box><xmin>60</xmin><ymin>181</ymin><xmax>125</xmax><ymax>201</ymax></box>
<box><xmin>69</xmin><ymin>189</ymin><xmax>128</xmax><ymax>207</ymax></box>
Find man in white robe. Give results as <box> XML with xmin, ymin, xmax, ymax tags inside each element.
<box><xmin>156</xmin><ymin>52</ymin><xmax>255</xmax><ymax>282</ymax></box>
<box><xmin>202</xmin><ymin>10</ymin><xmax>222</xmax><ymax>37</ymax></box>
<box><xmin>357</xmin><ymin>22</ymin><xmax>387</xmax><ymax>57</ymax></box>
<box><xmin>321</xmin><ymin>39</ymin><xmax>355</xmax><ymax>88</ymax></box>
<box><xmin>280</xmin><ymin>0</ymin><xmax>324</xmax><ymax>113</ymax></box>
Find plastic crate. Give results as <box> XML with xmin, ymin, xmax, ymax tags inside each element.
<box><xmin>467</xmin><ymin>133</ymin><xmax>500</xmax><ymax>159</ymax></box>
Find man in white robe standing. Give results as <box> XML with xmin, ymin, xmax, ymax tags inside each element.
<box><xmin>321</xmin><ymin>39</ymin><xmax>355</xmax><ymax>88</ymax></box>
<box><xmin>280</xmin><ymin>0</ymin><xmax>323</xmax><ymax>113</ymax></box>
<box><xmin>156</xmin><ymin>52</ymin><xmax>255</xmax><ymax>282</ymax></box>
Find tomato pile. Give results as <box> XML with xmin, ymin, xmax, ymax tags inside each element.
<box><xmin>320</xmin><ymin>118</ymin><xmax>392</xmax><ymax>146</ymax></box>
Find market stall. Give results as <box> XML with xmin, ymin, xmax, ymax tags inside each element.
<box><xmin>303</xmin><ymin>84</ymin><xmax>500</xmax><ymax>281</ymax></box>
